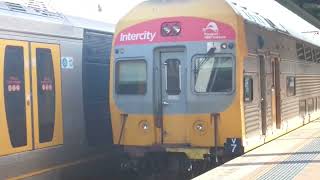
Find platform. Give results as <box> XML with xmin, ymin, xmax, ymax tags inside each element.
<box><xmin>195</xmin><ymin>120</ymin><xmax>320</xmax><ymax>180</ymax></box>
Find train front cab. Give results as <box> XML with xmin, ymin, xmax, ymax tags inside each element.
<box><xmin>0</xmin><ymin>39</ymin><xmax>63</xmax><ymax>156</ymax></box>
<box><xmin>110</xmin><ymin>0</ymin><xmax>248</xmax><ymax>162</ymax></box>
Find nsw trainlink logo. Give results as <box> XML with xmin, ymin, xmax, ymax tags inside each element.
<box><xmin>203</xmin><ymin>22</ymin><xmax>219</xmax><ymax>39</ymax></box>
<box><xmin>203</xmin><ymin>22</ymin><xmax>219</xmax><ymax>33</ymax></box>
<box><xmin>202</xmin><ymin>21</ymin><xmax>226</xmax><ymax>40</ymax></box>
<box><xmin>119</xmin><ymin>31</ymin><xmax>157</xmax><ymax>42</ymax></box>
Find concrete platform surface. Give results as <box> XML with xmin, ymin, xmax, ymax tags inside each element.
<box><xmin>195</xmin><ymin>120</ymin><xmax>320</xmax><ymax>180</ymax></box>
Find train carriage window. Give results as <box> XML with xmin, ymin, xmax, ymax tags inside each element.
<box><xmin>4</xmin><ymin>46</ymin><xmax>27</xmax><ymax>147</ymax></box>
<box><xmin>244</xmin><ymin>76</ymin><xmax>253</xmax><ymax>102</ymax></box>
<box><xmin>315</xmin><ymin>98</ymin><xmax>318</xmax><ymax>112</ymax></box>
<box><xmin>116</xmin><ymin>60</ymin><xmax>147</xmax><ymax>95</ymax></box>
<box><xmin>36</xmin><ymin>48</ymin><xmax>55</xmax><ymax>143</ymax></box>
<box><xmin>305</xmin><ymin>47</ymin><xmax>313</xmax><ymax>62</ymax></box>
<box><xmin>313</xmin><ymin>49</ymin><xmax>317</xmax><ymax>62</ymax></box>
<box><xmin>296</xmin><ymin>43</ymin><xmax>305</xmax><ymax>61</ymax></box>
<box><xmin>287</xmin><ymin>76</ymin><xmax>296</xmax><ymax>97</ymax></box>
<box><xmin>316</xmin><ymin>50</ymin><xmax>320</xmax><ymax>63</ymax></box>
<box><xmin>165</xmin><ymin>59</ymin><xmax>181</xmax><ymax>95</ymax></box>
<box><xmin>307</xmin><ymin>98</ymin><xmax>315</xmax><ymax>114</ymax></box>
<box><xmin>299</xmin><ymin>100</ymin><xmax>306</xmax><ymax>118</ymax></box>
<box><xmin>194</xmin><ymin>56</ymin><xmax>233</xmax><ymax>93</ymax></box>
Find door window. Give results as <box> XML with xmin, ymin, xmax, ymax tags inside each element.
<box><xmin>31</xmin><ymin>43</ymin><xmax>63</xmax><ymax>149</ymax></box>
<box><xmin>287</xmin><ymin>76</ymin><xmax>296</xmax><ymax>97</ymax></box>
<box><xmin>36</xmin><ymin>48</ymin><xmax>56</xmax><ymax>143</ymax></box>
<box><xmin>244</xmin><ymin>76</ymin><xmax>253</xmax><ymax>102</ymax></box>
<box><xmin>165</xmin><ymin>59</ymin><xmax>181</xmax><ymax>95</ymax></box>
<box><xmin>4</xmin><ymin>46</ymin><xmax>27</xmax><ymax>147</ymax></box>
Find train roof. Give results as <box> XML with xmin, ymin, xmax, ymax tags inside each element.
<box><xmin>226</xmin><ymin>0</ymin><xmax>320</xmax><ymax>47</ymax></box>
<box><xmin>66</xmin><ymin>16</ymin><xmax>114</xmax><ymax>33</ymax></box>
<box><xmin>0</xmin><ymin>0</ymin><xmax>114</xmax><ymax>38</ymax></box>
<box><xmin>118</xmin><ymin>0</ymin><xmax>319</xmax><ymax>47</ymax></box>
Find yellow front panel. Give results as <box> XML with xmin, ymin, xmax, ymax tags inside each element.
<box><xmin>0</xmin><ymin>40</ymin><xmax>32</xmax><ymax>156</ymax></box>
<box><xmin>114</xmin><ymin>114</ymin><xmax>157</xmax><ymax>146</ymax></box>
<box><xmin>163</xmin><ymin>114</ymin><xmax>214</xmax><ymax>147</ymax></box>
<box><xmin>31</xmin><ymin>43</ymin><xmax>63</xmax><ymax>149</ymax></box>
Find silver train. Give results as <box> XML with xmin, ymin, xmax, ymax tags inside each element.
<box><xmin>0</xmin><ymin>1</ymin><xmax>114</xmax><ymax>179</ymax></box>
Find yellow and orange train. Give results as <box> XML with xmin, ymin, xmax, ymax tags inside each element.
<box><xmin>110</xmin><ymin>0</ymin><xmax>320</xmax><ymax>166</ymax></box>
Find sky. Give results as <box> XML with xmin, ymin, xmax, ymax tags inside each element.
<box><xmin>49</xmin><ymin>0</ymin><xmax>145</xmax><ymax>24</ymax></box>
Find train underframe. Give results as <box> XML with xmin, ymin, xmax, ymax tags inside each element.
<box><xmin>120</xmin><ymin>145</ymin><xmax>243</xmax><ymax>178</ymax></box>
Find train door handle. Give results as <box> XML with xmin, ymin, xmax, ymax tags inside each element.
<box><xmin>26</xmin><ymin>95</ymin><xmax>31</xmax><ymax>106</ymax></box>
<box><xmin>163</xmin><ymin>101</ymin><xmax>169</xmax><ymax>105</ymax></box>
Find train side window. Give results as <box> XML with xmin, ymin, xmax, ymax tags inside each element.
<box><xmin>244</xmin><ymin>76</ymin><xmax>253</xmax><ymax>102</ymax></box>
<box><xmin>316</xmin><ymin>50</ymin><xmax>320</xmax><ymax>63</ymax></box>
<box><xmin>305</xmin><ymin>47</ymin><xmax>313</xmax><ymax>62</ymax></box>
<box><xmin>299</xmin><ymin>100</ymin><xmax>306</xmax><ymax>118</ymax></box>
<box><xmin>315</xmin><ymin>98</ymin><xmax>318</xmax><ymax>112</ymax></box>
<box><xmin>307</xmin><ymin>98</ymin><xmax>315</xmax><ymax>114</ymax></box>
<box><xmin>165</xmin><ymin>59</ymin><xmax>181</xmax><ymax>95</ymax></box>
<box><xmin>313</xmin><ymin>49</ymin><xmax>317</xmax><ymax>63</ymax></box>
<box><xmin>296</xmin><ymin>43</ymin><xmax>305</xmax><ymax>61</ymax></box>
<box><xmin>116</xmin><ymin>60</ymin><xmax>147</xmax><ymax>95</ymax></box>
<box><xmin>287</xmin><ymin>76</ymin><xmax>296</xmax><ymax>97</ymax></box>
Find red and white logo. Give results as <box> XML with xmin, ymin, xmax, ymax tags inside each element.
<box><xmin>203</xmin><ymin>22</ymin><xmax>224</xmax><ymax>40</ymax></box>
<box><xmin>203</xmin><ymin>22</ymin><xmax>219</xmax><ymax>33</ymax></box>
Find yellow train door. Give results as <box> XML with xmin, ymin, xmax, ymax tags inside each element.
<box><xmin>31</xmin><ymin>43</ymin><xmax>63</xmax><ymax>149</ymax></box>
<box><xmin>0</xmin><ymin>40</ymin><xmax>33</xmax><ymax>156</ymax></box>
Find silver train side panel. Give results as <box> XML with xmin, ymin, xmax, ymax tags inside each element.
<box><xmin>0</xmin><ymin>3</ymin><xmax>115</xmax><ymax>179</ymax></box>
<box><xmin>243</xmin><ymin>21</ymin><xmax>320</xmax><ymax>143</ymax></box>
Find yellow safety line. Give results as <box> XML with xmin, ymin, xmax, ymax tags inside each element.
<box><xmin>7</xmin><ymin>153</ymin><xmax>110</xmax><ymax>180</ymax></box>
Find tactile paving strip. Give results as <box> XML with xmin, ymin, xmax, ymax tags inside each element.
<box><xmin>257</xmin><ymin>139</ymin><xmax>320</xmax><ymax>180</ymax></box>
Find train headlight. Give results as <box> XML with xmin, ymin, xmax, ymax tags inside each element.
<box><xmin>161</xmin><ymin>24</ymin><xmax>172</xmax><ymax>36</ymax></box>
<box><xmin>161</xmin><ymin>22</ymin><xmax>181</xmax><ymax>36</ymax></box>
<box><xmin>196</xmin><ymin>124</ymin><xmax>204</xmax><ymax>131</ymax></box>
<box><xmin>139</xmin><ymin>120</ymin><xmax>150</xmax><ymax>131</ymax></box>
<box><xmin>193</xmin><ymin>121</ymin><xmax>207</xmax><ymax>135</ymax></box>
<box><xmin>172</xmin><ymin>24</ymin><xmax>181</xmax><ymax>35</ymax></box>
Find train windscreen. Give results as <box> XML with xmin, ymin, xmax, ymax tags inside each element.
<box><xmin>194</xmin><ymin>56</ymin><xmax>233</xmax><ymax>93</ymax></box>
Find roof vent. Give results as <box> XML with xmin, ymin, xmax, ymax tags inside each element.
<box><xmin>27</xmin><ymin>0</ymin><xmax>48</xmax><ymax>14</ymax></box>
<box><xmin>27</xmin><ymin>0</ymin><xmax>62</xmax><ymax>18</ymax></box>
<box><xmin>5</xmin><ymin>1</ymin><xmax>26</xmax><ymax>12</ymax></box>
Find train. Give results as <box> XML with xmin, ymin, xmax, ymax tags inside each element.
<box><xmin>110</xmin><ymin>0</ymin><xmax>320</xmax><ymax>172</ymax></box>
<box><xmin>0</xmin><ymin>1</ymin><xmax>115</xmax><ymax>179</ymax></box>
